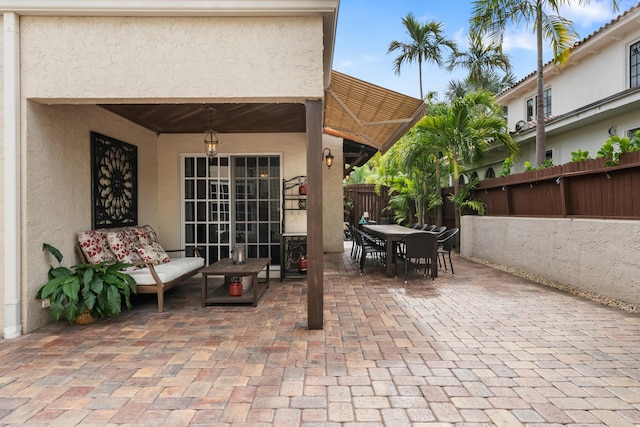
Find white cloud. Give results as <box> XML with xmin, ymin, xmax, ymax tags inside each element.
<box><xmin>557</xmin><ymin>0</ymin><xmax>617</xmax><ymax>29</ymax></box>
<box><xmin>502</xmin><ymin>28</ymin><xmax>537</xmax><ymax>52</ymax></box>
<box><xmin>452</xmin><ymin>27</ymin><xmax>467</xmax><ymax>47</ymax></box>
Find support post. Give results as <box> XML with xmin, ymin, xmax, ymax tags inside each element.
<box><xmin>4</xmin><ymin>12</ymin><xmax>22</xmax><ymax>339</ymax></box>
<box><xmin>306</xmin><ymin>99</ymin><xmax>323</xmax><ymax>330</ymax></box>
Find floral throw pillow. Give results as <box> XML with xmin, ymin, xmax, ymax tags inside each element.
<box><xmin>77</xmin><ymin>229</ymin><xmax>117</xmax><ymax>264</ymax></box>
<box><xmin>106</xmin><ymin>229</ymin><xmax>142</xmax><ymax>265</ymax></box>
<box><xmin>132</xmin><ymin>225</ymin><xmax>160</xmax><ymax>246</ymax></box>
<box><xmin>136</xmin><ymin>241</ymin><xmax>171</xmax><ymax>264</ymax></box>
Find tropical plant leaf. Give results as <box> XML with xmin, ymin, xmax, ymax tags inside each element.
<box><xmin>43</xmin><ymin>243</ymin><xmax>64</xmax><ymax>264</ymax></box>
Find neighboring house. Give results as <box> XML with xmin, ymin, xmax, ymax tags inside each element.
<box><xmin>461</xmin><ymin>3</ymin><xmax>640</xmax><ymax>312</ymax></box>
<box><xmin>473</xmin><ymin>3</ymin><xmax>640</xmax><ymax>180</ymax></box>
<box><xmin>0</xmin><ymin>1</ymin><xmax>425</xmax><ymax>337</ymax></box>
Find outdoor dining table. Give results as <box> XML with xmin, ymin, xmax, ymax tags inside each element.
<box><xmin>362</xmin><ymin>224</ymin><xmax>439</xmax><ymax>278</ymax></box>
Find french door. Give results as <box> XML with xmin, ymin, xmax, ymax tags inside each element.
<box><xmin>182</xmin><ymin>155</ymin><xmax>281</xmax><ymax>267</ymax></box>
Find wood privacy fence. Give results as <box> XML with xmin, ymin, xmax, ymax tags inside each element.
<box><xmin>344</xmin><ymin>184</ymin><xmax>392</xmax><ymax>225</ymax></box>
<box><xmin>471</xmin><ymin>152</ymin><xmax>640</xmax><ymax>219</ymax></box>
<box><xmin>345</xmin><ymin>184</ymin><xmax>458</xmax><ymax>229</ymax></box>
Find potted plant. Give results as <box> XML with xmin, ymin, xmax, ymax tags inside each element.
<box><xmin>36</xmin><ymin>243</ymin><xmax>137</xmax><ymax>324</ymax></box>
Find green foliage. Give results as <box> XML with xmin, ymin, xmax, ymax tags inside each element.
<box><xmin>571</xmin><ymin>149</ymin><xmax>591</xmax><ymax>162</ymax></box>
<box><xmin>37</xmin><ymin>244</ymin><xmax>137</xmax><ymax>323</ymax></box>
<box><xmin>498</xmin><ymin>157</ymin><xmax>513</xmax><ymax>177</ymax></box>
<box><xmin>448</xmin><ymin>177</ymin><xmax>486</xmax><ymax>215</ymax></box>
<box><xmin>596</xmin><ymin>133</ymin><xmax>640</xmax><ymax>167</ymax></box>
<box><xmin>541</xmin><ymin>159</ymin><xmax>554</xmax><ymax>169</ymax></box>
<box><xmin>525</xmin><ymin>159</ymin><xmax>553</xmax><ymax>171</ymax></box>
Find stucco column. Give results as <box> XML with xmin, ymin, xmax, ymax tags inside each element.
<box><xmin>306</xmin><ymin>99</ymin><xmax>323</xmax><ymax>330</ymax></box>
<box><xmin>3</xmin><ymin>12</ymin><xmax>22</xmax><ymax>338</ymax></box>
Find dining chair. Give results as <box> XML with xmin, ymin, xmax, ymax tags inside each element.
<box><xmin>420</xmin><ymin>224</ymin><xmax>436</xmax><ymax>231</ymax></box>
<box><xmin>434</xmin><ymin>225</ymin><xmax>447</xmax><ymax>235</ymax></box>
<box><xmin>347</xmin><ymin>224</ymin><xmax>360</xmax><ymax>260</ymax></box>
<box><xmin>351</xmin><ymin>228</ymin><xmax>386</xmax><ymax>274</ymax></box>
<box><xmin>397</xmin><ymin>232</ymin><xmax>437</xmax><ymax>283</ymax></box>
<box><xmin>437</xmin><ymin>227</ymin><xmax>459</xmax><ymax>274</ymax></box>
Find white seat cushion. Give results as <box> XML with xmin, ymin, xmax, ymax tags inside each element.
<box><xmin>127</xmin><ymin>257</ymin><xmax>204</xmax><ymax>285</ymax></box>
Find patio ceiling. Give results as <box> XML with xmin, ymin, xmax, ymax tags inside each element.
<box><xmin>99</xmin><ymin>71</ymin><xmax>426</xmax><ymax>165</ymax></box>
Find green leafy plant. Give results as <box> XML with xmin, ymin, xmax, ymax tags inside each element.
<box><xmin>36</xmin><ymin>243</ymin><xmax>137</xmax><ymax>323</ymax></box>
<box><xmin>571</xmin><ymin>149</ymin><xmax>590</xmax><ymax>162</ymax></box>
<box><xmin>524</xmin><ymin>158</ymin><xmax>553</xmax><ymax>171</ymax></box>
<box><xmin>597</xmin><ymin>133</ymin><xmax>640</xmax><ymax>167</ymax></box>
<box><xmin>448</xmin><ymin>177</ymin><xmax>486</xmax><ymax>216</ymax></box>
<box><xmin>498</xmin><ymin>157</ymin><xmax>513</xmax><ymax>177</ymax></box>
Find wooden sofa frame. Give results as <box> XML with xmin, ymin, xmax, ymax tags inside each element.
<box><xmin>75</xmin><ymin>245</ymin><xmax>203</xmax><ymax>313</ymax></box>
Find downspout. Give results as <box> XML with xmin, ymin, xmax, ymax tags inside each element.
<box><xmin>4</xmin><ymin>12</ymin><xmax>22</xmax><ymax>339</ymax></box>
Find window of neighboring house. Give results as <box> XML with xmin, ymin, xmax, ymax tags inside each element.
<box><xmin>629</xmin><ymin>127</ymin><xmax>640</xmax><ymax>139</ymax></box>
<box><xmin>525</xmin><ymin>88</ymin><xmax>552</xmax><ymax>121</ymax></box>
<box><xmin>526</xmin><ymin>98</ymin><xmax>534</xmax><ymax>121</ymax></box>
<box><xmin>631</xmin><ymin>40</ymin><xmax>640</xmax><ymax>88</ymax></box>
<box><xmin>543</xmin><ymin>88</ymin><xmax>552</xmax><ymax>118</ymax></box>
<box><xmin>485</xmin><ymin>167</ymin><xmax>495</xmax><ymax>179</ymax></box>
<box><xmin>470</xmin><ymin>171</ymin><xmax>479</xmax><ymax>182</ymax></box>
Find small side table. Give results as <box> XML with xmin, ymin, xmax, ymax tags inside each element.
<box><xmin>201</xmin><ymin>258</ymin><xmax>270</xmax><ymax>307</ymax></box>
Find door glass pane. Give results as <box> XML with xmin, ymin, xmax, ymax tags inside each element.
<box><xmin>183</xmin><ymin>154</ymin><xmax>280</xmax><ymax>267</ymax></box>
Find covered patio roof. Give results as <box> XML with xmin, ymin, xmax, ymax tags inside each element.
<box><xmin>99</xmin><ymin>71</ymin><xmax>426</xmax><ymax>167</ymax></box>
<box><xmin>324</xmin><ymin>71</ymin><xmax>427</xmax><ymax>155</ymax></box>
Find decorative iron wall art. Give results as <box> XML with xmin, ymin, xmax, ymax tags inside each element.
<box><xmin>91</xmin><ymin>132</ymin><xmax>138</xmax><ymax>229</ymax></box>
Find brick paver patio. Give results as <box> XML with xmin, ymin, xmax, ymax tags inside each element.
<box><xmin>0</xmin><ymin>248</ymin><xmax>639</xmax><ymax>426</ymax></box>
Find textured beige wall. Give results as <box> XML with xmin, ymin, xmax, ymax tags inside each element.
<box><xmin>322</xmin><ymin>134</ymin><xmax>345</xmax><ymax>253</ymax></box>
<box><xmin>20</xmin><ymin>15</ymin><xmax>324</xmax><ymax>101</ymax></box>
<box><xmin>461</xmin><ymin>216</ymin><xmax>640</xmax><ymax>306</ymax></box>
<box><xmin>0</xmin><ymin>15</ymin><xmax>5</xmax><ymax>333</ymax></box>
<box><xmin>23</xmin><ymin>104</ymin><xmax>157</xmax><ymax>333</ymax></box>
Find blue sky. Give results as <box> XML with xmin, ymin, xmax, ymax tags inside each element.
<box><xmin>333</xmin><ymin>0</ymin><xmax>637</xmax><ymax>100</ymax></box>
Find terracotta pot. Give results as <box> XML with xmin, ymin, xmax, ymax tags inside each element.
<box><xmin>229</xmin><ymin>280</ymin><xmax>243</xmax><ymax>297</ymax></box>
<box><xmin>299</xmin><ymin>184</ymin><xmax>307</xmax><ymax>195</ymax></box>
<box><xmin>297</xmin><ymin>256</ymin><xmax>308</xmax><ymax>272</ymax></box>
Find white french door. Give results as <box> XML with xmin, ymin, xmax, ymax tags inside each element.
<box><xmin>181</xmin><ymin>155</ymin><xmax>281</xmax><ymax>266</ymax></box>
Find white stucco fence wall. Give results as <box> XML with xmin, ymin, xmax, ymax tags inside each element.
<box><xmin>460</xmin><ymin>216</ymin><xmax>640</xmax><ymax>307</ymax></box>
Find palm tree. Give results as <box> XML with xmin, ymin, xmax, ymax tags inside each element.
<box><xmin>387</xmin><ymin>13</ymin><xmax>457</xmax><ymax>100</ymax></box>
<box><xmin>373</xmin><ymin>134</ymin><xmax>438</xmax><ymax>225</ymax></box>
<box><xmin>446</xmin><ymin>70</ymin><xmax>516</xmax><ymax>99</ymax></box>
<box><xmin>447</xmin><ymin>31</ymin><xmax>512</xmax><ymax>90</ymax></box>
<box><xmin>413</xmin><ymin>91</ymin><xmax>519</xmax><ymax>235</ymax></box>
<box><xmin>471</xmin><ymin>0</ymin><xmax>618</xmax><ymax>167</ymax></box>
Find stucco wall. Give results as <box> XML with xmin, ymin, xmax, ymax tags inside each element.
<box><xmin>322</xmin><ymin>134</ymin><xmax>344</xmax><ymax>253</ymax></box>
<box><xmin>0</xmin><ymin>15</ymin><xmax>5</xmax><ymax>333</ymax></box>
<box><xmin>460</xmin><ymin>216</ymin><xmax>640</xmax><ymax>307</ymax></box>
<box><xmin>23</xmin><ymin>104</ymin><xmax>157</xmax><ymax>333</ymax></box>
<box><xmin>19</xmin><ymin>15</ymin><xmax>324</xmax><ymax>101</ymax></box>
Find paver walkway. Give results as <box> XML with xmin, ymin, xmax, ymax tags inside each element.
<box><xmin>0</xmin><ymin>249</ymin><xmax>639</xmax><ymax>426</ymax></box>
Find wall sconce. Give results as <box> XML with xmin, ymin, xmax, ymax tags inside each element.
<box><xmin>344</xmin><ymin>174</ymin><xmax>350</xmax><ymax>181</ymax></box>
<box><xmin>204</xmin><ymin>107</ymin><xmax>219</xmax><ymax>159</ymax></box>
<box><xmin>322</xmin><ymin>148</ymin><xmax>334</xmax><ymax>169</ymax></box>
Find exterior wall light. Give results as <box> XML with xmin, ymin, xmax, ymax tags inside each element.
<box><xmin>322</xmin><ymin>147</ymin><xmax>334</xmax><ymax>169</ymax></box>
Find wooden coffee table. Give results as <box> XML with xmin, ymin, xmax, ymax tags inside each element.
<box><xmin>201</xmin><ymin>258</ymin><xmax>270</xmax><ymax>307</ymax></box>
